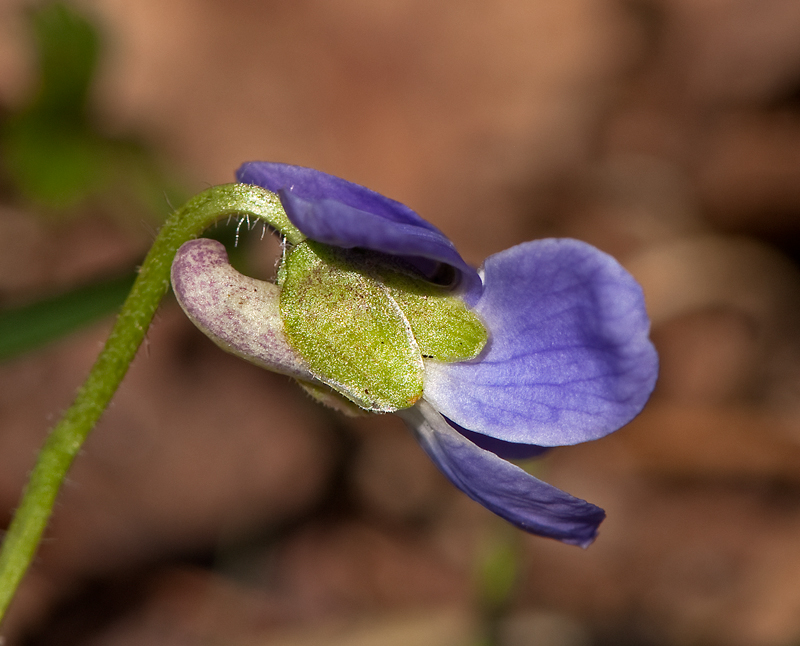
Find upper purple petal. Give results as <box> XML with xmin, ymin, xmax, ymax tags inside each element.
<box><xmin>424</xmin><ymin>238</ymin><xmax>658</xmax><ymax>447</ymax></box>
<box><xmin>236</xmin><ymin>162</ymin><xmax>482</xmax><ymax>301</ymax></box>
<box><xmin>399</xmin><ymin>401</ymin><xmax>605</xmax><ymax>547</ymax></box>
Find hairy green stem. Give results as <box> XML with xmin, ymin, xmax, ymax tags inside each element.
<box><xmin>0</xmin><ymin>183</ymin><xmax>301</xmax><ymax>625</ymax></box>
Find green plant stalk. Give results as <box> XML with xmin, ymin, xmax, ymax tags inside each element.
<box><xmin>0</xmin><ymin>183</ymin><xmax>303</xmax><ymax>625</ymax></box>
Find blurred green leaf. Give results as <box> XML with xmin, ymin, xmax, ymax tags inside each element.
<box><xmin>0</xmin><ymin>2</ymin><xmax>105</xmax><ymax>209</ymax></box>
<box><xmin>2</xmin><ymin>115</ymin><xmax>109</xmax><ymax>209</ymax></box>
<box><xmin>0</xmin><ymin>3</ymin><xmax>190</xmax><ymax>357</ymax></box>
<box><xmin>0</xmin><ymin>271</ymin><xmax>136</xmax><ymax>362</ymax></box>
<box><xmin>32</xmin><ymin>2</ymin><xmax>99</xmax><ymax>116</ymax></box>
<box><xmin>0</xmin><ymin>2</ymin><xmax>185</xmax><ymax>213</ymax></box>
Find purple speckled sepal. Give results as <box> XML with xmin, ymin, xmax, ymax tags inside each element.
<box><xmin>171</xmin><ymin>238</ymin><xmax>314</xmax><ymax>380</ymax></box>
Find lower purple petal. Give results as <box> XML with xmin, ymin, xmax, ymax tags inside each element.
<box><xmin>424</xmin><ymin>238</ymin><xmax>658</xmax><ymax>446</ymax></box>
<box><xmin>447</xmin><ymin>419</ymin><xmax>549</xmax><ymax>460</ymax></box>
<box><xmin>399</xmin><ymin>401</ymin><xmax>605</xmax><ymax>547</ymax></box>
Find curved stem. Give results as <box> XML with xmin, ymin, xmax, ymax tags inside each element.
<box><xmin>0</xmin><ymin>183</ymin><xmax>301</xmax><ymax>625</ymax></box>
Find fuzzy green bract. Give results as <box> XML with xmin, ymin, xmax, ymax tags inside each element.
<box><xmin>279</xmin><ymin>241</ymin><xmax>486</xmax><ymax>411</ymax></box>
<box><xmin>380</xmin><ymin>268</ymin><xmax>488</xmax><ymax>362</ymax></box>
<box><xmin>280</xmin><ymin>241</ymin><xmax>422</xmax><ymax>411</ymax></box>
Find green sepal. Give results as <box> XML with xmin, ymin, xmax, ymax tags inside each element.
<box><xmin>379</xmin><ymin>270</ymin><xmax>488</xmax><ymax>362</ymax></box>
<box><xmin>280</xmin><ymin>242</ymin><xmax>424</xmax><ymax>412</ymax></box>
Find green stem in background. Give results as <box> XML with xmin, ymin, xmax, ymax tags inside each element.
<box><xmin>474</xmin><ymin>519</ymin><xmax>521</xmax><ymax>646</ymax></box>
<box><xmin>0</xmin><ymin>183</ymin><xmax>303</xmax><ymax>625</ymax></box>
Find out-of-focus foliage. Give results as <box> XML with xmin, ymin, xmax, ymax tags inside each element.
<box><xmin>0</xmin><ymin>2</ymin><xmax>188</xmax><ymax>361</ymax></box>
<box><xmin>0</xmin><ymin>2</ymin><xmax>182</xmax><ymax>215</ymax></box>
<box><xmin>0</xmin><ymin>270</ymin><xmax>135</xmax><ymax>361</ymax></box>
<box><xmin>1</xmin><ymin>2</ymin><xmax>104</xmax><ymax>208</ymax></box>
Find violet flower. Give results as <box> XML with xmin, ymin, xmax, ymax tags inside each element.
<box><xmin>171</xmin><ymin>162</ymin><xmax>658</xmax><ymax>548</ymax></box>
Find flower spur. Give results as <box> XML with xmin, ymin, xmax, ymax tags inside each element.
<box><xmin>171</xmin><ymin>162</ymin><xmax>658</xmax><ymax>548</ymax></box>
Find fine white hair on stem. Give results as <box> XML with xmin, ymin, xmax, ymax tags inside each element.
<box><xmin>234</xmin><ymin>215</ymin><xmax>246</xmax><ymax>247</ymax></box>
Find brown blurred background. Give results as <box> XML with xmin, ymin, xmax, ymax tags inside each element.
<box><xmin>3</xmin><ymin>0</ymin><xmax>800</xmax><ymax>644</ymax></box>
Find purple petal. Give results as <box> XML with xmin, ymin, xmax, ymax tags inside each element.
<box><xmin>236</xmin><ymin>162</ymin><xmax>482</xmax><ymax>302</ymax></box>
<box><xmin>399</xmin><ymin>401</ymin><xmax>604</xmax><ymax>547</ymax></box>
<box><xmin>424</xmin><ymin>238</ymin><xmax>658</xmax><ymax>446</ymax></box>
<box><xmin>447</xmin><ymin>419</ymin><xmax>549</xmax><ymax>460</ymax></box>
<box><xmin>238</xmin><ymin>162</ymin><xmax>438</xmax><ymax>229</ymax></box>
